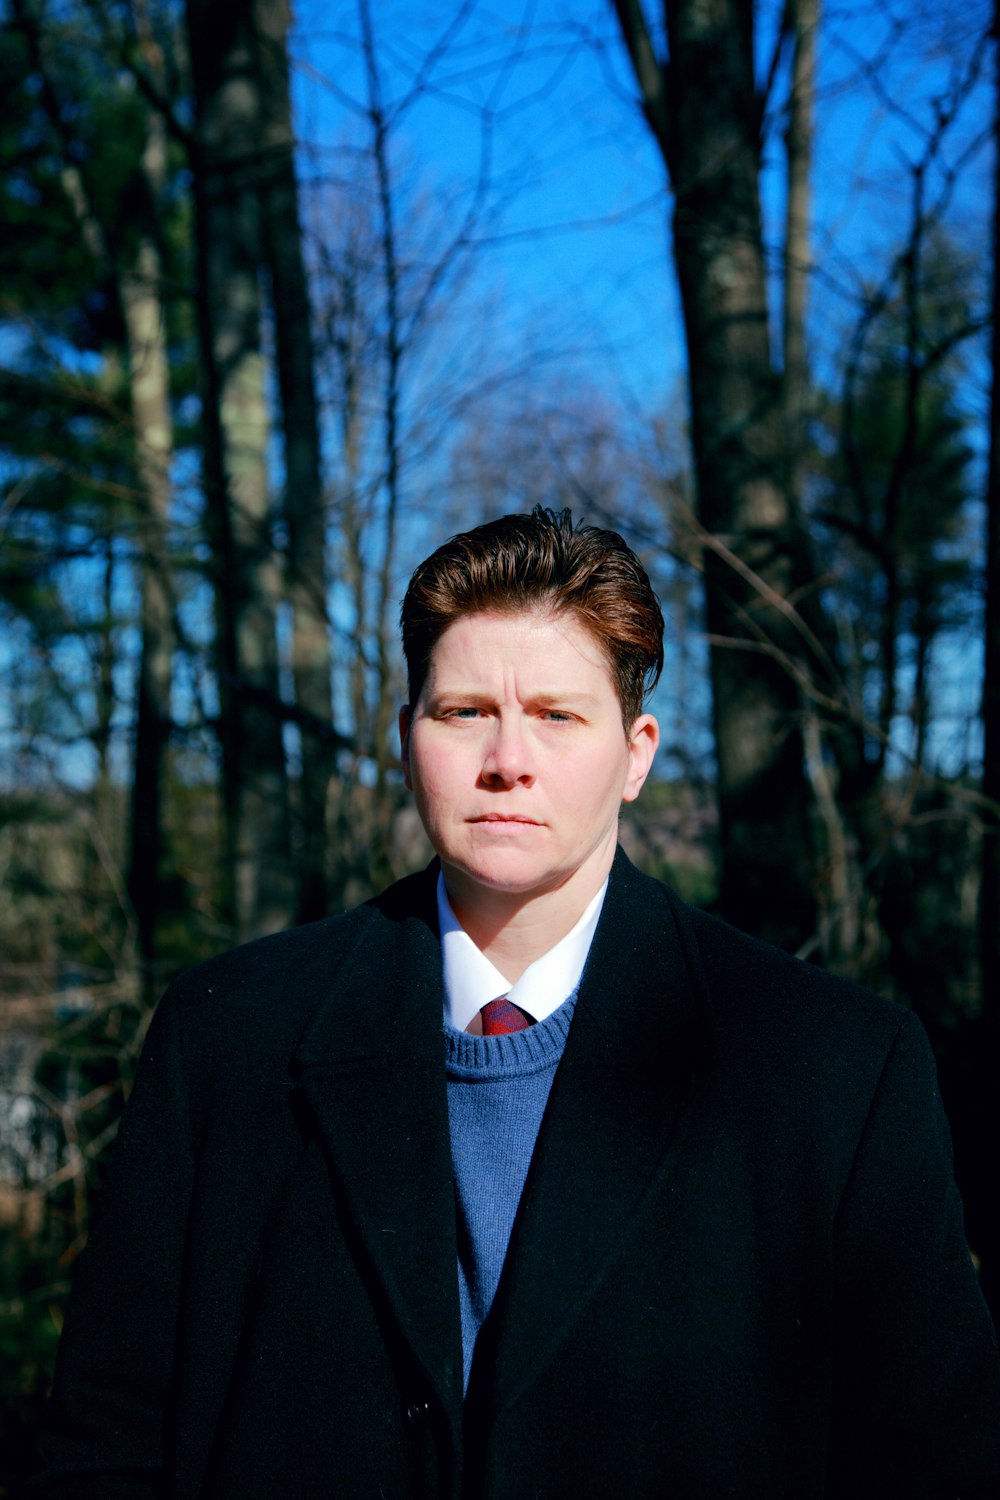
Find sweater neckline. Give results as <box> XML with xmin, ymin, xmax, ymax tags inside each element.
<box><xmin>443</xmin><ymin>991</ymin><xmax>578</xmax><ymax>1079</ymax></box>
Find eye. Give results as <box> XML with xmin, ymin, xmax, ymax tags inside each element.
<box><xmin>448</xmin><ymin>706</ymin><xmax>484</xmax><ymax>719</ymax></box>
<box><xmin>542</xmin><ymin>710</ymin><xmax>573</xmax><ymax>722</ymax></box>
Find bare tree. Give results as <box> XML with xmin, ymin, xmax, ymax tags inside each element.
<box><xmin>122</xmin><ymin>3</ymin><xmax>176</xmax><ymax>992</ymax></box>
<box><xmin>612</xmin><ymin>0</ymin><xmax>823</xmax><ymax>948</ymax></box>
<box><xmin>781</xmin><ymin>0</ymin><xmax>818</xmax><ymax>507</ymax></box>
<box><xmin>357</xmin><ymin>0</ymin><xmax>407</xmax><ymax>892</ymax></box>
<box><xmin>976</xmin><ymin>0</ymin><xmax>1000</xmax><ymax>1321</ymax></box>
<box><xmin>252</xmin><ymin>0</ymin><xmax>335</xmax><ymax>924</ymax></box>
<box><xmin>186</xmin><ymin>0</ymin><xmax>294</xmax><ymax>941</ymax></box>
<box><xmin>307</xmin><ymin>0</ymin><xmax>534</xmax><ymax>894</ymax></box>
<box><xmin>10</xmin><ymin>0</ymin><xmax>176</xmax><ymax>987</ymax></box>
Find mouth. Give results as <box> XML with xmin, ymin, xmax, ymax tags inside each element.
<box><xmin>469</xmin><ymin>814</ymin><xmax>542</xmax><ymax>826</ymax></box>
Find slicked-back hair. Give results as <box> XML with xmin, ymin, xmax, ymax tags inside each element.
<box><xmin>400</xmin><ymin>507</ymin><xmax>664</xmax><ymax>728</ymax></box>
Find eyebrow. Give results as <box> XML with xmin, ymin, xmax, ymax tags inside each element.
<box><xmin>425</xmin><ymin>690</ymin><xmax>601</xmax><ymax>710</ymax></box>
<box><xmin>530</xmin><ymin>691</ymin><xmax>600</xmax><ymax>709</ymax></box>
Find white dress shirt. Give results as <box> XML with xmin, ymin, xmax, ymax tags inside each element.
<box><xmin>437</xmin><ymin>872</ymin><xmax>608</xmax><ymax>1032</ymax></box>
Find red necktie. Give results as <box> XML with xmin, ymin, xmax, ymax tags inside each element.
<box><xmin>479</xmin><ymin>996</ymin><xmax>533</xmax><ymax>1035</ymax></box>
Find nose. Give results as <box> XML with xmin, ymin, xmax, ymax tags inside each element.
<box><xmin>480</xmin><ymin>714</ymin><xmax>534</xmax><ymax>788</ymax></box>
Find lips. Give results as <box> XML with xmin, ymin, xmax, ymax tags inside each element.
<box><xmin>469</xmin><ymin>814</ymin><xmax>541</xmax><ymax>825</ymax></box>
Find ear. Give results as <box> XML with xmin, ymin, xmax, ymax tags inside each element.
<box><xmin>398</xmin><ymin>705</ymin><xmax>412</xmax><ymax>790</ymax></box>
<box><xmin>622</xmin><ymin>713</ymin><xmax>659</xmax><ymax>803</ymax></box>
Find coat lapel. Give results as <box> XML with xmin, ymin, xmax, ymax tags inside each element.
<box><xmin>485</xmin><ymin>849</ymin><xmax>716</xmax><ymax>1415</ymax></box>
<box><xmin>291</xmin><ymin>868</ymin><xmax>464</xmax><ymax>1418</ymax></box>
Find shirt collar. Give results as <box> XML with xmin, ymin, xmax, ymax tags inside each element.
<box><xmin>437</xmin><ymin>872</ymin><xmax>608</xmax><ymax>1032</ymax></box>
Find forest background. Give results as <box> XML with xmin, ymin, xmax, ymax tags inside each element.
<box><xmin>1</xmin><ymin>0</ymin><xmax>999</xmax><ymax>1487</ymax></box>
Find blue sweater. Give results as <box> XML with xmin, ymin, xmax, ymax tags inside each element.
<box><xmin>444</xmin><ymin>996</ymin><xmax>577</xmax><ymax>1392</ymax></box>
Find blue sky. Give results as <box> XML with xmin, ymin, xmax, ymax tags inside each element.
<box><xmin>5</xmin><ymin>0</ymin><xmax>990</xmax><ymax>789</ymax></box>
<box><xmin>293</xmin><ymin>1</ymin><xmax>685</xmax><ymax>410</ymax></box>
<box><xmin>286</xmin><ymin>0</ymin><xmax>993</xmax><ymax>776</ymax></box>
<box><xmin>292</xmin><ymin>0</ymin><xmax>992</xmax><ymax>415</ymax></box>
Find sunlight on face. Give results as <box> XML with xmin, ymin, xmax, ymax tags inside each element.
<box><xmin>400</xmin><ymin>609</ymin><xmax>659</xmax><ymax>918</ymax></box>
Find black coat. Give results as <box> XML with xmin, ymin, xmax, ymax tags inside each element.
<box><xmin>32</xmin><ymin>851</ymin><xmax>1000</xmax><ymax>1498</ymax></box>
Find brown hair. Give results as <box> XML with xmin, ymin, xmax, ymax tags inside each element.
<box><xmin>400</xmin><ymin>507</ymin><xmax>663</xmax><ymax>726</ymax></box>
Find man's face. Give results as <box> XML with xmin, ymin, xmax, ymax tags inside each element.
<box><xmin>400</xmin><ymin>609</ymin><xmax>658</xmax><ymax>914</ymax></box>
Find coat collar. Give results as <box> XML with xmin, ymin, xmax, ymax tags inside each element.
<box><xmin>292</xmin><ymin>863</ymin><xmax>443</xmax><ymax>1069</ymax></box>
<box><xmin>290</xmin><ymin>850</ymin><xmax>715</xmax><ymax>1430</ymax></box>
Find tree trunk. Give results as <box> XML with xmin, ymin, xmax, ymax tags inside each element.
<box><xmin>614</xmin><ymin>0</ymin><xmax>819</xmax><ymax>949</ymax></box>
<box><xmin>983</xmin><ymin>17</ymin><xmax>1000</xmax><ymax>1028</ymax></box>
<box><xmin>781</xmin><ymin>0</ymin><xmax>871</xmax><ymax>966</ymax></box>
<box><xmin>360</xmin><ymin>0</ymin><xmax>405</xmax><ymax>894</ymax></box>
<box><xmin>122</xmin><ymin>21</ymin><xmax>175</xmax><ymax>992</ymax></box>
<box><xmin>875</xmin><ymin>200</ymin><xmax>925</xmax><ymax>776</ymax></box>
<box><xmin>976</xmin><ymin>0</ymin><xmax>1000</xmax><ymax>1323</ymax></box>
<box><xmin>123</xmin><ymin>220</ymin><xmax>174</xmax><ymax>989</ymax></box>
<box><xmin>252</xmin><ymin>0</ymin><xmax>335</xmax><ymax>923</ymax></box>
<box><xmin>13</xmin><ymin>0</ymin><xmax>176</xmax><ymax>980</ymax></box>
<box><xmin>187</xmin><ymin>0</ymin><xmax>293</xmax><ymax>942</ymax></box>
<box><xmin>910</xmin><ymin>582</ymin><xmax>932</xmax><ymax>771</ymax></box>
<box><xmin>782</xmin><ymin>0</ymin><xmax>818</xmax><ymax>507</ymax></box>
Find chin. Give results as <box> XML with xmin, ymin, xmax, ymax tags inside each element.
<box><xmin>447</xmin><ymin>849</ymin><xmax>571</xmax><ymax>899</ymax></box>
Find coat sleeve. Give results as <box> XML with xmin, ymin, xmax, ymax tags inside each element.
<box><xmin>27</xmin><ymin>984</ymin><xmax>197</xmax><ymax>1498</ymax></box>
<box><xmin>828</xmin><ymin>1009</ymin><xmax>1000</xmax><ymax>1497</ymax></box>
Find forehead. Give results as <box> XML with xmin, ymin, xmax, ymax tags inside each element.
<box><xmin>425</xmin><ymin>607</ymin><xmax>614</xmax><ymax>687</ymax></box>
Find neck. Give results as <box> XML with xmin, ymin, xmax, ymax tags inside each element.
<box><xmin>443</xmin><ymin>857</ymin><xmax>612</xmax><ymax>983</ymax></box>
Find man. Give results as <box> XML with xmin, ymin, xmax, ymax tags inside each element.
<box><xmin>33</xmin><ymin>509</ymin><xmax>1000</xmax><ymax>1497</ymax></box>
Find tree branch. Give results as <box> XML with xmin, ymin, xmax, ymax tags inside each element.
<box><xmin>609</xmin><ymin>0</ymin><xmax>670</xmax><ymax>157</ymax></box>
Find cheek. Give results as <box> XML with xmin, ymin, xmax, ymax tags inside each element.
<box><xmin>409</xmin><ymin>745</ymin><xmax>462</xmax><ymax>810</ymax></box>
<box><xmin>573</xmin><ymin>750</ymin><xmax>628</xmax><ymax>801</ymax></box>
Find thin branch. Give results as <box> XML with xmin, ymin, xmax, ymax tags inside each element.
<box><xmin>610</xmin><ymin>0</ymin><xmax>670</xmax><ymax>155</ymax></box>
<box><xmin>761</xmin><ymin>0</ymin><xmax>793</xmax><ymax>119</ymax></box>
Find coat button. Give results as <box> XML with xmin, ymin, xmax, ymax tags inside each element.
<box><xmin>406</xmin><ymin>1399</ymin><xmax>430</xmax><ymax>1426</ymax></box>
